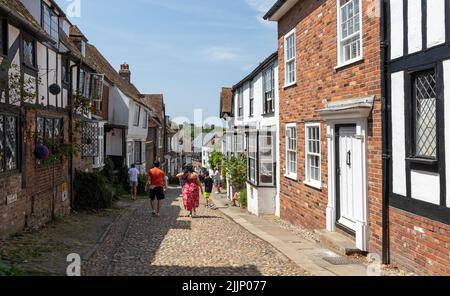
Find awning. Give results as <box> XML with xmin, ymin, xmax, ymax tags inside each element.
<box><xmin>318</xmin><ymin>96</ymin><xmax>375</xmax><ymax>120</ymax></box>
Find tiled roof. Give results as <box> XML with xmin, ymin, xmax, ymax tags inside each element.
<box><xmin>60</xmin><ymin>31</ymin><xmax>81</xmax><ymax>58</ymax></box>
<box><xmin>220</xmin><ymin>87</ymin><xmax>233</xmax><ymax>118</ymax></box>
<box><xmin>0</xmin><ymin>0</ymin><xmax>51</xmax><ymax>41</ymax></box>
<box><xmin>140</xmin><ymin>94</ymin><xmax>165</xmax><ymax>125</ymax></box>
<box><xmin>84</xmin><ymin>44</ymin><xmax>147</xmax><ymax>106</ymax></box>
<box><xmin>69</xmin><ymin>25</ymin><xmax>87</xmax><ymax>40</ymax></box>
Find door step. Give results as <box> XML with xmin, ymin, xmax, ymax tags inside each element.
<box><xmin>315</xmin><ymin>229</ymin><xmax>366</xmax><ymax>257</ymax></box>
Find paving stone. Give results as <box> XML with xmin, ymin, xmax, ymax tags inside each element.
<box><xmin>83</xmin><ymin>188</ymin><xmax>309</xmax><ymax>276</ymax></box>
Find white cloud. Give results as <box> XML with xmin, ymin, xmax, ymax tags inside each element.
<box><xmin>202</xmin><ymin>47</ymin><xmax>238</xmax><ymax>62</ymax></box>
<box><xmin>245</xmin><ymin>0</ymin><xmax>277</xmax><ymax>28</ymax></box>
<box><xmin>245</xmin><ymin>0</ymin><xmax>274</xmax><ymax>13</ymax></box>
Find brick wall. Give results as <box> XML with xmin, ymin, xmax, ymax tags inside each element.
<box><xmin>24</xmin><ymin>109</ymin><xmax>71</xmax><ymax>230</ymax></box>
<box><xmin>389</xmin><ymin>208</ymin><xmax>450</xmax><ymax>275</ymax></box>
<box><xmin>0</xmin><ymin>174</ymin><xmax>26</xmax><ymax>237</ymax></box>
<box><xmin>0</xmin><ymin>108</ymin><xmax>72</xmax><ymax>237</ymax></box>
<box><xmin>277</xmin><ymin>0</ymin><xmax>383</xmax><ymax>253</ymax></box>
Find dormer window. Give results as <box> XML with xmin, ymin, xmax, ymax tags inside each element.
<box><xmin>43</xmin><ymin>4</ymin><xmax>59</xmax><ymax>43</ymax></box>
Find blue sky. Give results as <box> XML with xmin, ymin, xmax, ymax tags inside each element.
<box><xmin>56</xmin><ymin>0</ymin><xmax>277</xmax><ymax>123</ymax></box>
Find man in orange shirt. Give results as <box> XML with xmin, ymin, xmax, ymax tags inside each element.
<box><xmin>147</xmin><ymin>161</ymin><xmax>167</xmax><ymax>217</ymax></box>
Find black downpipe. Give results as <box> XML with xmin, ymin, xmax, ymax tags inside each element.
<box><xmin>68</xmin><ymin>60</ymin><xmax>80</xmax><ymax>210</ymax></box>
<box><xmin>380</xmin><ymin>0</ymin><xmax>390</xmax><ymax>265</ymax></box>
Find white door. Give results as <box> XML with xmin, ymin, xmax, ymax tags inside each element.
<box><xmin>338</xmin><ymin>126</ymin><xmax>357</xmax><ymax>231</ymax></box>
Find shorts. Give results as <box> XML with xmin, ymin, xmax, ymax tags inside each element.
<box><xmin>150</xmin><ymin>187</ymin><xmax>165</xmax><ymax>201</ymax></box>
<box><xmin>204</xmin><ymin>192</ymin><xmax>211</xmax><ymax>200</ymax></box>
<box><xmin>130</xmin><ymin>181</ymin><xmax>138</xmax><ymax>187</ymax></box>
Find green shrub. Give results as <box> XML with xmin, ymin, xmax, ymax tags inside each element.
<box><xmin>102</xmin><ymin>158</ymin><xmax>115</xmax><ymax>180</ymax></box>
<box><xmin>117</xmin><ymin>165</ymin><xmax>130</xmax><ymax>192</ymax></box>
<box><xmin>74</xmin><ymin>170</ymin><xmax>113</xmax><ymax>211</ymax></box>
<box><xmin>239</xmin><ymin>189</ymin><xmax>247</xmax><ymax>208</ymax></box>
<box><xmin>137</xmin><ymin>174</ymin><xmax>148</xmax><ymax>195</ymax></box>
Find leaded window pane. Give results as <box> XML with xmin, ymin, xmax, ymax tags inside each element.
<box><xmin>414</xmin><ymin>70</ymin><xmax>437</xmax><ymax>158</ymax></box>
<box><xmin>36</xmin><ymin>116</ymin><xmax>44</xmax><ymax>145</ymax></box>
<box><xmin>0</xmin><ymin>116</ymin><xmax>4</xmax><ymax>172</ymax></box>
<box><xmin>5</xmin><ymin>116</ymin><xmax>17</xmax><ymax>170</ymax></box>
<box><xmin>23</xmin><ymin>38</ymin><xmax>35</xmax><ymax>67</ymax></box>
<box><xmin>82</xmin><ymin>122</ymin><xmax>99</xmax><ymax>157</ymax></box>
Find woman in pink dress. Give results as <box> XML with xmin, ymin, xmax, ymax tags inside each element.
<box><xmin>177</xmin><ymin>165</ymin><xmax>203</xmax><ymax>217</ymax></box>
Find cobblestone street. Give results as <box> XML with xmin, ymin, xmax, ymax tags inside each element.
<box><xmin>83</xmin><ymin>187</ymin><xmax>308</xmax><ymax>276</ymax></box>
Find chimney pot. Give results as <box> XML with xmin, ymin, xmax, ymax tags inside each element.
<box><xmin>119</xmin><ymin>63</ymin><xmax>131</xmax><ymax>83</ymax></box>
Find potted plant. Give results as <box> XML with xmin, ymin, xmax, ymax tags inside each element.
<box><xmin>34</xmin><ymin>144</ymin><xmax>50</xmax><ymax>160</ymax></box>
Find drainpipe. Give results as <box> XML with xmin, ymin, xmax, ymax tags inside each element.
<box><xmin>68</xmin><ymin>58</ymin><xmax>81</xmax><ymax>210</ymax></box>
<box><xmin>380</xmin><ymin>0</ymin><xmax>390</xmax><ymax>265</ymax></box>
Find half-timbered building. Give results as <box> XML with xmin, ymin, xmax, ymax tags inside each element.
<box><xmin>383</xmin><ymin>0</ymin><xmax>450</xmax><ymax>275</ymax></box>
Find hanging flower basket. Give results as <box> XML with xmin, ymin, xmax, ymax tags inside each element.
<box><xmin>35</xmin><ymin>144</ymin><xmax>50</xmax><ymax>160</ymax></box>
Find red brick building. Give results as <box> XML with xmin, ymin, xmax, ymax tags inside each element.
<box><xmin>264</xmin><ymin>0</ymin><xmax>383</xmax><ymax>256</ymax></box>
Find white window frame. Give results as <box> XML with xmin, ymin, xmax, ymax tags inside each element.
<box><xmin>285</xmin><ymin>123</ymin><xmax>297</xmax><ymax>180</ymax></box>
<box><xmin>263</xmin><ymin>66</ymin><xmax>275</xmax><ymax>114</ymax></box>
<box><xmin>142</xmin><ymin>110</ymin><xmax>148</xmax><ymax>129</ymax></box>
<box><xmin>249</xmin><ymin>81</ymin><xmax>254</xmax><ymax>117</ymax></box>
<box><xmin>336</xmin><ymin>0</ymin><xmax>364</xmax><ymax>68</ymax></box>
<box><xmin>284</xmin><ymin>28</ymin><xmax>296</xmax><ymax>88</ymax></box>
<box><xmin>304</xmin><ymin>122</ymin><xmax>322</xmax><ymax>189</ymax></box>
<box><xmin>259</xmin><ymin>132</ymin><xmax>275</xmax><ymax>186</ymax></box>
<box><xmin>133</xmin><ymin>105</ymin><xmax>140</xmax><ymax>126</ymax></box>
<box><xmin>237</xmin><ymin>88</ymin><xmax>244</xmax><ymax>118</ymax></box>
<box><xmin>158</xmin><ymin>128</ymin><xmax>164</xmax><ymax>148</ymax></box>
<box><xmin>247</xmin><ymin>132</ymin><xmax>258</xmax><ymax>184</ymax></box>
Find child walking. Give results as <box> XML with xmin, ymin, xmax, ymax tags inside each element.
<box><xmin>203</xmin><ymin>171</ymin><xmax>214</xmax><ymax>208</ymax></box>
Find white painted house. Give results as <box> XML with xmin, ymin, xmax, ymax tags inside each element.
<box><xmin>201</xmin><ymin>131</ymin><xmax>222</xmax><ymax>174</ymax></box>
<box><xmin>105</xmin><ymin>65</ymin><xmax>152</xmax><ymax>173</ymax></box>
<box><xmin>231</xmin><ymin>52</ymin><xmax>280</xmax><ymax>217</ymax></box>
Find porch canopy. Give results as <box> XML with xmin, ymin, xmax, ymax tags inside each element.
<box><xmin>318</xmin><ymin>96</ymin><xmax>374</xmax><ymax>120</ymax></box>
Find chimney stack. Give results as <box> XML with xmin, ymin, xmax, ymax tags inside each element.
<box><xmin>119</xmin><ymin>63</ymin><xmax>131</xmax><ymax>83</ymax></box>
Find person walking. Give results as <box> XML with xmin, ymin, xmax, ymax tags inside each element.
<box><xmin>214</xmin><ymin>168</ymin><xmax>222</xmax><ymax>194</ymax></box>
<box><xmin>203</xmin><ymin>171</ymin><xmax>214</xmax><ymax>208</ymax></box>
<box><xmin>147</xmin><ymin>162</ymin><xmax>167</xmax><ymax>217</ymax></box>
<box><xmin>177</xmin><ymin>164</ymin><xmax>203</xmax><ymax>217</ymax></box>
<box><xmin>128</xmin><ymin>164</ymin><xmax>139</xmax><ymax>201</ymax></box>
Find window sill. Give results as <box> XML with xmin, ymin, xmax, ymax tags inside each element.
<box><xmin>283</xmin><ymin>82</ymin><xmax>297</xmax><ymax>89</ymax></box>
<box><xmin>406</xmin><ymin>157</ymin><xmax>438</xmax><ymax>165</ymax></box>
<box><xmin>262</xmin><ymin>112</ymin><xmax>275</xmax><ymax>117</ymax></box>
<box><xmin>334</xmin><ymin>57</ymin><xmax>364</xmax><ymax>71</ymax></box>
<box><xmin>303</xmin><ymin>180</ymin><xmax>322</xmax><ymax>190</ymax></box>
<box><xmin>284</xmin><ymin>174</ymin><xmax>297</xmax><ymax>181</ymax></box>
<box><xmin>23</xmin><ymin>63</ymin><xmax>38</xmax><ymax>72</ymax></box>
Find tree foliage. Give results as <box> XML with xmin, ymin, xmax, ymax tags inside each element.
<box><xmin>223</xmin><ymin>154</ymin><xmax>247</xmax><ymax>193</ymax></box>
<box><xmin>208</xmin><ymin>149</ymin><xmax>224</xmax><ymax>170</ymax></box>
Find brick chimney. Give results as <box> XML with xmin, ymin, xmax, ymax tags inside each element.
<box><xmin>119</xmin><ymin>63</ymin><xmax>131</xmax><ymax>83</ymax></box>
